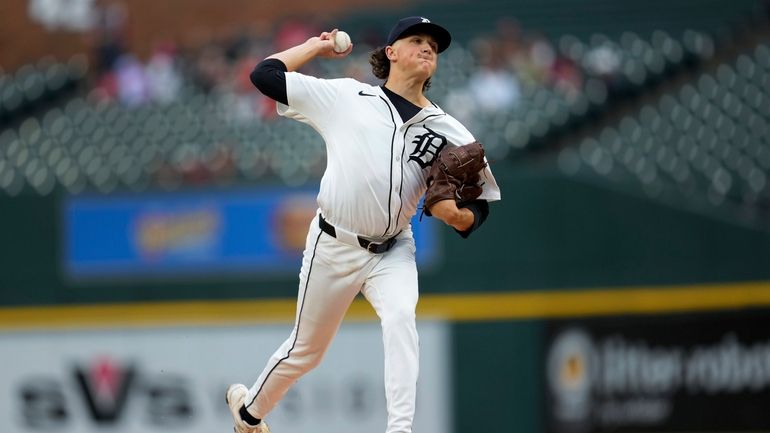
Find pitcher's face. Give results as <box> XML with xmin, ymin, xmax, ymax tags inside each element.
<box><xmin>388</xmin><ymin>33</ymin><xmax>439</xmax><ymax>80</ymax></box>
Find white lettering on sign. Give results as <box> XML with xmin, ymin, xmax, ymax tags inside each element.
<box><xmin>0</xmin><ymin>321</ymin><xmax>450</xmax><ymax>433</ymax></box>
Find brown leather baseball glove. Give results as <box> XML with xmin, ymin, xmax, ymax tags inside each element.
<box><xmin>423</xmin><ymin>141</ymin><xmax>487</xmax><ymax>216</ymax></box>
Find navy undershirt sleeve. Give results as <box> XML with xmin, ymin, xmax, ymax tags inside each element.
<box><xmin>250</xmin><ymin>58</ymin><xmax>289</xmax><ymax>105</ymax></box>
<box><xmin>455</xmin><ymin>200</ymin><xmax>490</xmax><ymax>238</ymax></box>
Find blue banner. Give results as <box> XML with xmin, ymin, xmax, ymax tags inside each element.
<box><xmin>63</xmin><ymin>187</ymin><xmax>439</xmax><ymax>280</ymax></box>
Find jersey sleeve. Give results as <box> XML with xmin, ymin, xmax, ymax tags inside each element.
<box><xmin>277</xmin><ymin>72</ymin><xmax>344</xmax><ymax>128</ymax></box>
<box><xmin>478</xmin><ymin>163</ymin><xmax>502</xmax><ymax>202</ymax></box>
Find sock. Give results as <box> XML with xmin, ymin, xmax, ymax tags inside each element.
<box><xmin>239</xmin><ymin>405</ymin><xmax>261</xmax><ymax>426</ymax></box>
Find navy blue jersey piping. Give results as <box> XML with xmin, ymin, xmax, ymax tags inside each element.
<box><xmin>246</xmin><ymin>229</ymin><xmax>323</xmax><ymax>408</ymax></box>
<box><xmin>378</xmin><ymin>95</ymin><xmax>398</xmax><ymax>238</ymax></box>
<box><xmin>397</xmin><ymin>113</ymin><xmax>444</xmax><ymax>227</ymax></box>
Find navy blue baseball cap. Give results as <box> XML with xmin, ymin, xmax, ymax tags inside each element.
<box><xmin>386</xmin><ymin>16</ymin><xmax>452</xmax><ymax>53</ymax></box>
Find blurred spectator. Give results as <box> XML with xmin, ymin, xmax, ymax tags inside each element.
<box><xmin>550</xmin><ymin>56</ymin><xmax>583</xmax><ymax>101</ymax></box>
<box><xmin>194</xmin><ymin>44</ymin><xmax>229</xmax><ymax>93</ymax></box>
<box><xmin>90</xmin><ymin>69</ymin><xmax>119</xmax><ymax>103</ymax></box>
<box><xmin>230</xmin><ymin>47</ymin><xmax>277</xmax><ymax>122</ymax></box>
<box><xmin>145</xmin><ymin>42</ymin><xmax>182</xmax><ymax>104</ymax></box>
<box><xmin>492</xmin><ymin>18</ymin><xmax>583</xmax><ymax>100</ymax></box>
<box><xmin>115</xmin><ymin>54</ymin><xmax>150</xmax><ymax>107</ymax></box>
<box><xmin>467</xmin><ymin>38</ymin><xmax>521</xmax><ymax>112</ymax></box>
<box><xmin>584</xmin><ymin>43</ymin><xmax>621</xmax><ymax>77</ymax></box>
<box><xmin>115</xmin><ymin>54</ymin><xmax>149</xmax><ymax>106</ymax></box>
<box><xmin>224</xmin><ymin>28</ymin><xmax>254</xmax><ymax>63</ymax></box>
<box><xmin>91</xmin><ymin>1</ymin><xmax>129</xmax><ymax>75</ymax></box>
<box><xmin>442</xmin><ymin>88</ymin><xmax>476</xmax><ymax>128</ymax></box>
<box><xmin>528</xmin><ymin>33</ymin><xmax>557</xmax><ymax>81</ymax></box>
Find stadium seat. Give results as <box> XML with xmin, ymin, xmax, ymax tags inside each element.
<box><xmin>559</xmin><ymin>38</ymin><xmax>770</xmax><ymax>215</ymax></box>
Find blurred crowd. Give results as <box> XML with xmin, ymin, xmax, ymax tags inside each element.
<box><xmin>469</xmin><ymin>19</ymin><xmax>583</xmax><ymax>107</ymax></box>
<box><xmin>70</xmin><ymin>8</ymin><xmax>594</xmax><ymax>188</ymax></box>
<box><xmin>84</xmin><ymin>6</ymin><xmax>585</xmax><ymax>122</ymax></box>
<box><xmin>444</xmin><ymin>18</ymin><xmax>584</xmax><ymax>125</ymax></box>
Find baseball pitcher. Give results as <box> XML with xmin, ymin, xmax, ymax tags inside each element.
<box><xmin>226</xmin><ymin>16</ymin><xmax>502</xmax><ymax>433</ymax></box>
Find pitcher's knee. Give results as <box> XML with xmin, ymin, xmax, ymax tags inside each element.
<box><xmin>304</xmin><ymin>351</ymin><xmax>325</xmax><ymax>370</ymax></box>
<box><xmin>289</xmin><ymin>348</ymin><xmax>326</xmax><ymax>373</ymax></box>
<box><xmin>381</xmin><ymin>308</ymin><xmax>416</xmax><ymax>329</ymax></box>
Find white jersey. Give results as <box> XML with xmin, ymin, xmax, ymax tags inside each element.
<box><xmin>278</xmin><ymin>72</ymin><xmax>501</xmax><ymax>240</ymax></box>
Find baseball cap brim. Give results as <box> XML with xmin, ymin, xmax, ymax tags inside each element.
<box><xmin>386</xmin><ymin>17</ymin><xmax>452</xmax><ymax>53</ymax></box>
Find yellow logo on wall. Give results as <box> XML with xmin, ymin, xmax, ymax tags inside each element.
<box><xmin>272</xmin><ymin>195</ymin><xmax>317</xmax><ymax>252</ymax></box>
<box><xmin>135</xmin><ymin>209</ymin><xmax>221</xmax><ymax>258</ymax></box>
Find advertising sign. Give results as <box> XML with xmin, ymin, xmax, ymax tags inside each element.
<box><xmin>0</xmin><ymin>321</ymin><xmax>450</xmax><ymax>433</ymax></box>
<box><xmin>545</xmin><ymin>309</ymin><xmax>770</xmax><ymax>433</ymax></box>
<box><xmin>64</xmin><ymin>187</ymin><xmax>439</xmax><ymax>279</ymax></box>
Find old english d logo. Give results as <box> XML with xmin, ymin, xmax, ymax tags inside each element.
<box><xmin>409</xmin><ymin>126</ymin><xmax>447</xmax><ymax>168</ymax></box>
<box><xmin>74</xmin><ymin>357</ymin><xmax>135</xmax><ymax>423</ymax></box>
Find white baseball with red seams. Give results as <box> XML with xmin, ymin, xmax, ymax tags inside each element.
<box><xmin>241</xmin><ymin>72</ymin><xmax>501</xmax><ymax>433</ymax></box>
<box><xmin>333</xmin><ymin>30</ymin><xmax>351</xmax><ymax>53</ymax></box>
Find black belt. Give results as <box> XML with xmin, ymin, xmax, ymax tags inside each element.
<box><xmin>318</xmin><ymin>215</ymin><xmax>398</xmax><ymax>254</ymax></box>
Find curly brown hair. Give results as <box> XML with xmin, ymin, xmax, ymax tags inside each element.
<box><xmin>369</xmin><ymin>47</ymin><xmax>432</xmax><ymax>92</ymax></box>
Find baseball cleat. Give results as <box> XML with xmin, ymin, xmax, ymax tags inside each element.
<box><xmin>225</xmin><ymin>384</ymin><xmax>270</xmax><ymax>433</ymax></box>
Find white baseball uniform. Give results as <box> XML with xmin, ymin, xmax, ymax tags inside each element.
<box><xmin>243</xmin><ymin>72</ymin><xmax>501</xmax><ymax>433</ymax></box>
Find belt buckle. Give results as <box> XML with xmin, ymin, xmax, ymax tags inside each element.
<box><xmin>366</xmin><ymin>242</ymin><xmax>380</xmax><ymax>253</ymax></box>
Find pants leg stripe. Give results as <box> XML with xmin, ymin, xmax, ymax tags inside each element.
<box><xmin>246</xmin><ymin>230</ymin><xmax>324</xmax><ymax>409</ymax></box>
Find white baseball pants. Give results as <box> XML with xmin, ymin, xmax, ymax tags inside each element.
<box><xmin>244</xmin><ymin>213</ymin><xmax>420</xmax><ymax>433</ymax></box>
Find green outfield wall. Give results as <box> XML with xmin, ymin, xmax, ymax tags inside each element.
<box><xmin>2</xmin><ymin>162</ymin><xmax>769</xmax><ymax>306</ymax></box>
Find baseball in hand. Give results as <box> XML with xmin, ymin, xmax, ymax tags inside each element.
<box><xmin>333</xmin><ymin>31</ymin><xmax>351</xmax><ymax>53</ymax></box>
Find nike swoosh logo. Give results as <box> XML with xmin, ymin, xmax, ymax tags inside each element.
<box><xmin>358</xmin><ymin>90</ymin><xmax>376</xmax><ymax>97</ymax></box>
